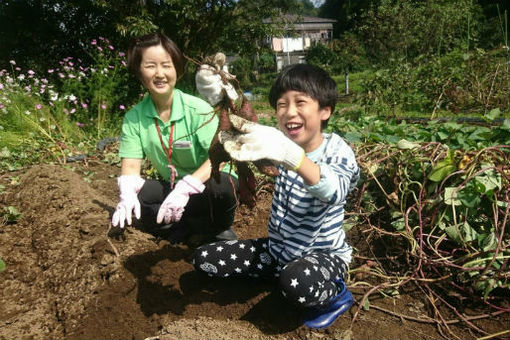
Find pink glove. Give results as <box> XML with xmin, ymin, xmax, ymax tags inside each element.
<box><xmin>111</xmin><ymin>175</ymin><xmax>145</xmax><ymax>228</ymax></box>
<box><xmin>156</xmin><ymin>175</ymin><xmax>205</xmax><ymax>224</ymax></box>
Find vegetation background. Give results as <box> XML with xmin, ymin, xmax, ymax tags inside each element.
<box><xmin>0</xmin><ymin>1</ymin><xmax>509</xmax><ymax>339</ymax></box>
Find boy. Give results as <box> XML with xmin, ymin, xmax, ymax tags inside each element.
<box><xmin>193</xmin><ymin>63</ymin><xmax>360</xmax><ymax>329</ymax></box>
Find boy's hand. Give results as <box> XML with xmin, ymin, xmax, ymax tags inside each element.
<box><xmin>220</xmin><ymin>115</ymin><xmax>305</xmax><ymax>171</ymax></box>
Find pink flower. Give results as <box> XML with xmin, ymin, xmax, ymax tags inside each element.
<box><xmin>9</xmin><ymin>60</ymin><xmax>16</xmax><ymax>65</ymax></box>
<box><xmin>91</xmin><ymin>39</ymin><xmax>97</xmax><ymax>45</ymax></box>
<box><xmin>47</xmin><ymin>69</ymin><xmax>54</xmax><ymax>73</ymax></box>
<box><xmin>101</xmin><ymin>103</ymin><xmax>106</xmax><ymax>110</ymax></box>
<box><xmin>97</xmin><ymin>46</ymin><xmax>103</xmax><ymax>52</ymax></box>
<box><xmin>68</xmin><ymin>62</ymin><xmax>74</xmax><ymax>66</ymax></box>
<box><xmin>81</xmin><ymin>102</ymin><xmax>88</xmax><ymax>109</ymax></box>
<box><xmin>108</xmin><ymin>45</ymin><xmax>114</xmax><ymax>50</ymax></box>
<box><xmin>119</xmin><ymin>104</ymin><xmax>125</xmax><ymax>110</ymax></box>
<box><xmin>118</xmin><ymin>52</ymin><xmax>125</xmax><ymax>57</ymax></box>
<box><xmin>76</xmin><ymin>122</ymin><xmax>85</xmax><ymax>127</ymax></box>
<box><xmin>0</xmin><ymin>84</ymin><xmax>3</xmax><ymax>90</ymax></box>
<box><xmin>70</xmin><ymin>108</ymin><xmax>76</xmax><ymax>114</ymax></box>
<box><xmin>36</xmin><ymin>103</ymin><xmax>42</xmax><ymax>110</ymax></box>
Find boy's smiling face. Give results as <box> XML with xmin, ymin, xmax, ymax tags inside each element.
<box><xmin>276</xmin><ymin>90</ymin><xmax>331</xmax><ymax>153</ymax></box>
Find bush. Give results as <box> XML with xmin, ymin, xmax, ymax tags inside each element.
<box><xmin>229</xmin><ymin>56</ymin><xmax>254</xmax><ymax>89</ymax></box>
<box><xmin>0</xmin><ymin>36</ymin><xmax>137</xmax><ymax>169</ymax></box>
<box><xmin>359</xmin><ymin>47</ymin><xmax>510</xmax><ymax>116</ymax></box>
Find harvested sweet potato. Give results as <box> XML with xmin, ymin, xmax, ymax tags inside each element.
<box><xmin>201</xmin><ymin>56</ymin><xmax>278</xmax><ymax>207</ymax></box>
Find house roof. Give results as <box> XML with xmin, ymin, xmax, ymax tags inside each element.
<box><xmin>263</xmin><ymin>14</ymin><xmax>336</xmax><ymax>25</ymax></box>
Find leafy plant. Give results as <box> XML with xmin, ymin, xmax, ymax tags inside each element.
<box><xmin>1</xmin><ymin>206</ymin><xmax>22</xmax><ymax>224</ymax></box>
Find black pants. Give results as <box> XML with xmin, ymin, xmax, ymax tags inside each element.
<box><xmin>137</xmin><ymin>172</ymin><xmax>238</xmax><ymax>243</ymax></box>
<box><xmin>192</xmin><ymin>237</ymin><xmax>348</xmax><ymax>308</ymax></box>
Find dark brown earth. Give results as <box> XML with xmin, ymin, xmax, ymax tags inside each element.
<box><xmin>0</xmin><ymin>157</ymin><xmax>509</xmax><ymax>340</ymax></box>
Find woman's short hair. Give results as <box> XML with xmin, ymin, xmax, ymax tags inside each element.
<box><xmin>127</xmin><ymin>32</ymin><xmax>184</xmax><ymax>80</ymax></box>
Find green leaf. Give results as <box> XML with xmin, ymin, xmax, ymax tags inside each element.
<box><xmin>0</xmin><ymin>147</ymin><xmax>10</xmax><ymax>158</ymax></box>
<box><xmin>391</xmin><ymin>217</ymin><xmax>406</xmax><ymax>231</ymax></box>
<box><xmin>445</xmin><ymin>222</ymin><xmax>478</xmax><ymax>244</ymax></box>
<box><xmin>478</xmin><ymin>232</ymin><xmax>497</xmax><ymax>251</ymax></box>
<box><xmin>396</xmin><ymin>139</ymin><xmax>420</xmax><ymax>150</ymax></box>
<box><xmin>0</xmin><ymin>258</ymin><xmax>5</xmax><ymax>273</ymax></box>
<box><xmin>362</xmin><ymin>297</ymin><xmax>370</xmax><ymax>311</ymax></box>
<box><xmin>444</xmin><ymin>187</ymin><xmax>462</xmax><ymax>205</ymax></box>
<box><xmin>474</xmin><ymin>168</ymin><xmax>501</xmax><ymax>194</ymax></box>
<box><xmin>484</xmin><ymin>108</ymin><xmax>501</xmax><ymax>121</ymax></box>
<box><xmin>457</xmin><ymin>186</ymin><xmax>481</xmax><ymax>208</ymax></box>
<box><xmin>428</xmin><ymin>151</ymin><xmax>456</xmax><ymax>182</ymax></box>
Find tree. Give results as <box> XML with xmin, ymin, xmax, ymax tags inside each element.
<box><xmin>319</xmin><ymin>0</ymin><xmax>373</xmax><ymax>38</ymax></box>
<box><xmin>355</xmin><ymin>0</ymin><xmax>485</xmax><ymax>65</ymax></box>
<box><xmin>0</xmin><ymin>0</ymin><xmax>296</xmax><ymax>72</ymax></box>
<box><xmin>96</xmin><ymin>0</ymin><xmax>296</xmax><ymax>58</ymax></box>
<box><xmin>0</xmin><ymin>0</ymin><xmax>117</xmax><ymax>71</ymax></box>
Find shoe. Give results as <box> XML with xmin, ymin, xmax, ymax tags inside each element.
<box><xmin>214</xmin><ymin>227</ymin><xmax>237</xmax><ymax>241</ymax></box>
<box><xmin>303</xmin><ymin>279</ymin><xmax>354</xmax><ymax>329</ymax></box>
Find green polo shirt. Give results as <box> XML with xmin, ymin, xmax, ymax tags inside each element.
<box><xmin>119</xmin><ymin>89</ymin><xmax>233</xmax><ymax>181</ymax></box>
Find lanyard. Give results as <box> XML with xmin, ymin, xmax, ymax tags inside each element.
<box><xmin>154</xmin><ymin>118</ymin><xmax>178</xmax><ymax>189</ymax></box>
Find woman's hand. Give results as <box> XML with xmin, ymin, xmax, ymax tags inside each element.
<box><xmin>111</xmin><ymin>175</ymin><xmax>146</xmax><ymax>228</ymax></box>
<box><xmin>156</xmin><ymin>175</ymin><xmax>205</xmax><ymax>224</ymax></box>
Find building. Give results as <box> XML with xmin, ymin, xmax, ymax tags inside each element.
<box><xmin>264</xmin><ymin>14</ymin><xmax>336</xmax><ymax>71</ymax></box>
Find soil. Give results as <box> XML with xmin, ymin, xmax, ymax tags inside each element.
<box><xmin>0</xmin><ymin>157</ymin><xmax>509</xmax><ymax>340</ymax></box>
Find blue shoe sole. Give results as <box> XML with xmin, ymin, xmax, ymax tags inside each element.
<box><xmin>303</xmin><ymin>288</ymin><xmax>354</xmax><ymax>329</ymax></box>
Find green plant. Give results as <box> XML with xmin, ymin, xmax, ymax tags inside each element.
<box><xmin>229</xmin><ymin>56</ymin><xmax>255</xmax><ymax>89</ymax></box>
<box><xmin>1</xmin><ymin>206</ymin><xmax>22</xmax><ymax>224</ymax></box>
<box><xmin>0</xmin><ymin>37</ymin><xmax>131</xmax><ymax>170</ymax></box>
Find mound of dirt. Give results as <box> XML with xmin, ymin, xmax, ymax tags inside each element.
<box><xmin>0</xmin><ymin>162</ymin><xmax>508</xmax><ymax>340</ymax></box>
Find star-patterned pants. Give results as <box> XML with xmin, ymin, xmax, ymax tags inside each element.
<box><xmin>192</xmin><ymin>238</ymin><xmax>348</xmax><ymax>308</ymax></box>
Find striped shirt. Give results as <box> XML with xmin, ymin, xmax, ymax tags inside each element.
<box><xmin>268</xmin><ymin>133</ymin><xmax>360</xmax><ymax>266</ymax></box>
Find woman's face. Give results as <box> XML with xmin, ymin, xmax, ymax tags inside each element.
<box><xmin>139</xmin><ymin>44</ymin><xmax>177</xmax><ymax>97</ymax></box>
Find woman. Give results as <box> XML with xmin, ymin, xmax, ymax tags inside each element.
<box><xmin>111</xmin><ymin>32</ymin><xmax>238</xmax><ymax>244</ymax></box>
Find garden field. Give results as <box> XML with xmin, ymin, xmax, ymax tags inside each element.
<box><xmin>1</xmin><ymin>1</ymin><xmax>510</xmax><ymax>336</ymax></box>
<box><xmin>0</xmin><ymin>140</ymin><xmax>508</xmax><ymax>340</ymax></box>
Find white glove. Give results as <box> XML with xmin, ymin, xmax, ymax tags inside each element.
<box><xmin>111</xmin><ymin>175</ymin><xmax>145</xmax><ymax>228</ymax></box>
<box><xmin>156</xmin><ymin>175</ymin><xmax>205</xmax><ymax>224</ymax></box>
<box><xmin>195</xmin><ymin>64</ymin><xmax>238</xmax><ymax>106</ymax></box>
<box><xmin>220</xmin><ymin>115</ymin><xmax>305</xmax><ymax>171</ymax></box>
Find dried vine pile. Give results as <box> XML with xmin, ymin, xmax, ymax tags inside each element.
<box><xmin>348</xmin><ymin>142</ymin><xmax>509</xmax><ymax>339</ymax></box>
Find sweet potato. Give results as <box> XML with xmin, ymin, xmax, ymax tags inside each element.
<box><xmin>203</xmin><ymin>56</ymin><xmax>278</xmax><ymax>206</ymax></box>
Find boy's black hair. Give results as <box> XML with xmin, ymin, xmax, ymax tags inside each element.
<box><xmin>268</xmin><ymin>64</ymin><xmax>338</xmax><ymax>129</ymax></box>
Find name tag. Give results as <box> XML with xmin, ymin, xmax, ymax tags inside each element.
<box><xmin>174</xmin><ymin>140</ymin><xmax>192</xmax><ymax>149</ymax></box>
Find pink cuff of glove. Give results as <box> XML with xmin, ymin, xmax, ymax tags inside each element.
<box><xmin>182</xmin><ymin>175</ymin><xmax>205</xmax><ymax>193</ymax></box>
